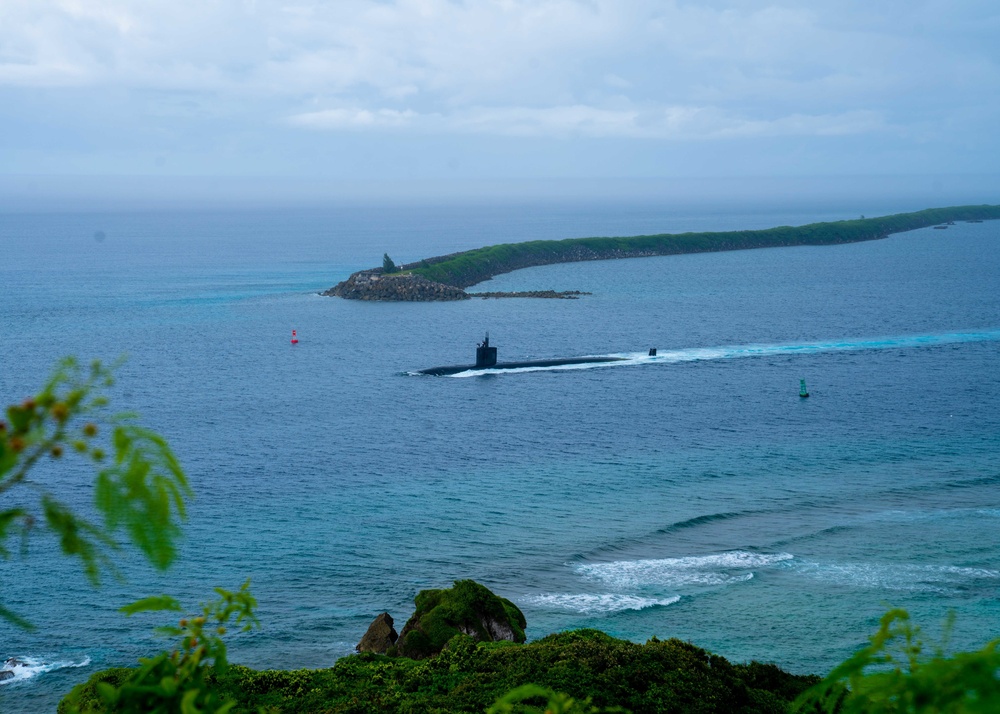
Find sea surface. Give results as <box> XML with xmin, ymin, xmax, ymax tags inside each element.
<box><xmin>1</xmin><ymin>197</ymin><xmax>999</xmax><ymax>711</ymax></box>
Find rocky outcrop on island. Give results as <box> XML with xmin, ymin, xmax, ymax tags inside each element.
<box><xmin>367</xmin><ymin>580</ymin><xmax>526</xmax><ymax>660</ymax></box>
<box><xmin>1</xmin><ymin>658</ymin><xmax>26</xmax><ymax>682</ymax></box>
<box><xmin>356</xmin><ymin>612</ymin><xmax>398</xmax><ymax>654</ymax></box>
<box><xmin>322</xmin><ymin>270</ymin><xmax>591</xmax><ymax>302</ymax></box>
<box><xmin>322</xmin><ymin>270</ymin><xmax>469</xmax><ymax>301</ymax></box>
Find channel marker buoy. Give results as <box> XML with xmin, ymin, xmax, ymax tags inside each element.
<box><xmin>291</xmin><ymin>329</ymin><xmax>299</xmax><ymax>345</ymax></box>
<box><xmin>799</xmin><ymin>378</ymin><xmax>809</xmax><ymax>398</ymax></box>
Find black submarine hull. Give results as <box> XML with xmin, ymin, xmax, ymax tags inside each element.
<box><xmin>417</xmin><ymin>355</ymin><xmax>627</xmax><ymax>376</ymax></box>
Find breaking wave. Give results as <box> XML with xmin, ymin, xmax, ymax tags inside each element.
<box><xmin>525</xmin><ymin>593</ymin><xmax>681</xmax><ymax>614</ymax></box>
<box><xmin>0</xmin><ymin>655</ymin><xmax>91</xmax><ymax>686</ymax></box>
<box><xmin>577</xmin><ymin>551</ymin><xmax>793</xmax><ymax>589</ymax></box>
<box><xmin>789</xmin><ymin>561</ymin><xmax>1000</xmax><ymax>593</ymax></box>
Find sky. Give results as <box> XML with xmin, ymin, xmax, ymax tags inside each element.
<box><xmin>1</xmin><ymin>0</ymin><xmax>999</xmax><ymax>202</ymax></box>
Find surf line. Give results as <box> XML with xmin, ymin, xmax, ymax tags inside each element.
<box><xmin>423</xmin><ymin>329</ymin><xmax>1000</xmax><ymax>377</ymax></box>
<box><xmin>650</xmin><ymin>329</ymin><xmax>1000</xmax><ymax>366</ymax></box>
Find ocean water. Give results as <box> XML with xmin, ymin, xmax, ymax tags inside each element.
<box><xmin>1</xmin><ymin>198</ymin><xmax>999</xmax><ymax>711</ymax></box>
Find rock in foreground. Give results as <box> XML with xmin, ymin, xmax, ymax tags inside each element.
<box><xmin>356</xmin><ymin>612</ymin><xmax>398</xmax><ymax>654</ymax></box>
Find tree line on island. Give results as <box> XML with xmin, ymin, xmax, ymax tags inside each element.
<box><xmin>338</xmin><ymin>205</ymin><xmax>1000</xmax><ymax>302</ymax></box>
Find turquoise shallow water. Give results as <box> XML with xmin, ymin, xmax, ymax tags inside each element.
<box><xmin>1</xmin><ymin>200</ymin><xmax>999</xmax><ymax>711</ymax></box>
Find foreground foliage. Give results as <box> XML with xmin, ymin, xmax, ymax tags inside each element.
<box><xmin>0</xmin><ymin>357</ymin><xmax>190</xmax><ymax>629</ymax></box>
<box><xmin>488</xmin><ymin>684</ymin><xmax>626</xmax><ymax>714</ymax></box>
<box><xmin>794</xmin><ymin>609</ymin><xmax>1000</xmax><ymax>713</ymax></box>
<box><xmin>61</xmin><ymin>583</ymin><xmax>259</xmax><ymax>714</ymax></box>
<box><xmin>63</xmin><ymin>629</ymin><xmax>816</xmax><ymax>713</ymax></box>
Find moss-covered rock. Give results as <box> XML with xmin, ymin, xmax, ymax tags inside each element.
<box><xmin>395</xmin><ymin>579</ymin><xmax>526</xmax><ymax>659</ymax></box>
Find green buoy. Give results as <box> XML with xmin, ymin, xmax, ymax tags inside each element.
<box><xmin>799</xmin><ymin>379</ymin><xmax>810</xmax><ymax>398</ymax></box>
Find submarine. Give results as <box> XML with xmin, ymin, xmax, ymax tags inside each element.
<box><xmin>416</xmin><ymin>334</ymin><xmax>642</xmax><ymax>376</ymax></box>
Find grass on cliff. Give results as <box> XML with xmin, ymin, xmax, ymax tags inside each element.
<box><xmin>409</xmin><ymin>205</ymin><xmax>1000</xmax><ymax>288</ymax></box>
<box><xmin>62</xmin><ymin>629</ymin><xmax>816</xmax><ymax>714</ymax></box>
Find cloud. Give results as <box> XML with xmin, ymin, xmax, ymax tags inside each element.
<box><xmin>1</xmin><ymin>0</ymin><xmax>997</xmax><ymax>176</ymax></box>
<box><xmin>4</xmin><ymin>1</ymin><xmax>997</xmax><ymax>103</ymax></box>
<box><xmin>288</xmin><ymin>107</ymin><xmax>420</xmax><ymax>129</ymax></box>
<box><xmin>287</xmin><ymin>103</ymin><xmax>887</xmax><ymax>140</ymax></box>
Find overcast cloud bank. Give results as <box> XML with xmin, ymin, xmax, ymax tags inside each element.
<box><xmin>1</xmin><ymin>1</ymin><xmax>998</xmax><ymax>182</ymax></box>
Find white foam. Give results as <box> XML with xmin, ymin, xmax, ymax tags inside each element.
<box><xmin>0</xmin><ymin>655</ymin><xmax>91</xmax><ymax>686</ymax></box>
<box><xmin>791</xmin><ymin>561</ymin><xmax>1000</xmax><ymax>593</ymax></box>
<box><xmin>638</xmin><ymin>330</ymin><xmax>1000</xmax><ymax>366</ymax></box>
<box><xmin>427</xmin><ymin>330</ymin><xmax>1000</xmax><ymax>377</ymax></box>
<box><xmin>577</xmin><ymin>551</ymin><xmax>793</xmax><ymax>589</ymax></box>
<box><xmin>526</xmin><ymin>593</ymin><xmax>681</xmax><ymax>614</ymax></box>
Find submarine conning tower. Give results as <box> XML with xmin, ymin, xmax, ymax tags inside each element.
<box><xmin>476</xmin><ymin>333</ymin><xmax>498</xmax><ymax>368</ymax></box>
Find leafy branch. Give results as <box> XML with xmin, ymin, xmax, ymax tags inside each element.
<box><xmin>489</xmin><ymin>684</ymin><xmax>628</xmax><ymax>714</ymax></box>
<box><xmin>794</xmin><ymin>608</ymin><xmax>1000</xmax><ymax>713</ymax></box>
<box><xmin>62</xmin><ymin>581</ymin><xmax>259</xmax><ymax>714</ymax></box>
<box><xmin>0</xmin><ymin>356</ymin><xmax>191</xmax><ymax>628</ymax></box>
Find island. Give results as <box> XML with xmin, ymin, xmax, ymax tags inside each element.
<box><xmin>322</xmin><ymin>204</ymin><xmax>1000</xmax><ymax>301</ymax></box>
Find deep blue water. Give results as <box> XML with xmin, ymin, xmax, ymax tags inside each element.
<box><xmin>2</xmin><ymin>199</ymin><xmax>999</xmax><ymax>711</ymax></box>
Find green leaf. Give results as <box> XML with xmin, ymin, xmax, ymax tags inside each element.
<box><xmin>0</xmin><ymin>601</ymin><xmax>36</xmax><ymax>631</ymax></box>
<box><xmin>41</xmin><ymin>495</ymin><xmax>102</xmax><ymax>584</ymax></box>
<box><xmin>180</xmin><ymin>687</ymin><xmax>202</xmax><ymax>714</ymax></box>
<box><xmin>95</xmin><ymin>425</ymin><xmax>191</xmax><ymax>571</ymax></box>
<box><xmin>120</xmin><ymin>595</ymin><xmax>183</xmax><ymax>616</ymax></box>
<box><xmin>0</xmin><ymin>507</ymin><xmax>28</xmax><ymax>557</ymax></box>
<box><xmin>154</xmin><ymin>625</ymin><xmax>185</xmax><ymax>637</ymax></box>
<box><xmin>96</xmin><ymin>681</ymin><xmax>120</xmax><ymax>705</ymax></box>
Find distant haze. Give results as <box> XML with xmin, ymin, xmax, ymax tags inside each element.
<box><xmin>1</xmin><ymin>1</ymin><xmax>998</xmax><ymax>206</ymax></box>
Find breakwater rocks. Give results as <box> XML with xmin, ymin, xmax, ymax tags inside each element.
<box><xmin>323</xmin><ymin>270</ymin><xmax>469</xmax><ymax>301</ymax></box>
<box><xmin>323</xmin><ymin>271</ymin><xmax>590</xmax><ymax>302</ymax></box>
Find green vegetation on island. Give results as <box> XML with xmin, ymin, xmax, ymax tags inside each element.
<box><xmin>62</xmin><ymin>627</ymin><xmax>817</xmax><ymax>714</ymax></box>
<box><xmin>404</xmin><ymin>205</ymin><xmax>1000</xmax><ymax>289</ymax></box>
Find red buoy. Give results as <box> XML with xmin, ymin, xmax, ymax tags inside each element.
<box><xmin>291</xmin><ymin>329</ymin><xmax>299</xmax><ymax>345</ymax></box>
